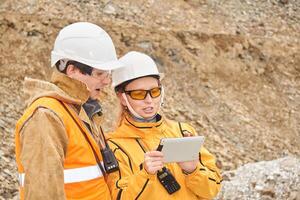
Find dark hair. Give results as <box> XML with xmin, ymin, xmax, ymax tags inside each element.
<box><xmin>115</xmin><ymin>75</ymin><xmax>160</xmax><ymax>93</ymax></box>
<box><xmin>55</xmin><ymin>60</ymin><xmax>93</xmax><ymax>75</ymax></box>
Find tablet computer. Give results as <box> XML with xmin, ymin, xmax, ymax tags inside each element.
<box><xmin>157</xmin><ymin>136</ymin><xmax>205</xmax><ymax>163</ymax></box>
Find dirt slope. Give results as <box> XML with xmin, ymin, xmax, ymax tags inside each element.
<box><xmin>0</xmin><ymin>0</ymin><xmax>299</xmax><ymax>199</ymax></box>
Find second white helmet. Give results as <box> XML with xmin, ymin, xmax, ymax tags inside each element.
<box><xmin>51</xmin><ymin>22</ymin><xmax>123</xmax><ymax>70</ymax></box>
<box><xmin>112</xmin><ymin>51</ymin><xmax>163</xmax><ymax>88</ymax></box>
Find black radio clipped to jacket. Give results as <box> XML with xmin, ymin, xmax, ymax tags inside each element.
<box><xmin>157</xmin><ymin>167</ymin><xmax>181</xmax><ymax>194</ymax></box>
<box><xmin>101</xmin><ymin>148</ymin><xmax>119</xmax><ymax>173</ymax></box>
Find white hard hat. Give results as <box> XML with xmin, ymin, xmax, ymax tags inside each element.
<box><xmin>112</xmin><ymin>51</ymin><xmax>163</xmax><ymax>88</ymax></box>
<box><xmin>51</xmin><ymin>22</ymin><xmax>123</xmax><ymax>70</ymax></box>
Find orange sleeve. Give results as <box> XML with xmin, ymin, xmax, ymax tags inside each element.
<box><xmin>20</xmin><ymin>108</ymin><xmax>68</xmax><ymax>200</ymax></box>
<box><xmin>184</xmin><ymin>147</ymin><xmax>222</xmax><ymax>199</ymax></box>
<box><xmin>179</xmin><ymin>123</ymin><xmax>222</xmax><ymax>199</ymax></box>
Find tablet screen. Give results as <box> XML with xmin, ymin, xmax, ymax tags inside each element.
<box><xmin>159</xmin><ymin>136</ymin><xmax>205</xmax><ymax>163</ymax></box>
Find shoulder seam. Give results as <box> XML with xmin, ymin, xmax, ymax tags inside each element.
<box><xmin>19</xmin><ymin>106</ymin><xmax>65</xmax><ymax>135</ymax></box>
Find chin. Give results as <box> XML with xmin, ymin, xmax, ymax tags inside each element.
<box><xmin>142</xmin><ymin>113</ymin><xmax>157</xmax><ymax>119</ymax></box>
<box><xmin>90</xmin><ymin>92</ymin><xmax>101</xmax><ymax>99</ymax></box>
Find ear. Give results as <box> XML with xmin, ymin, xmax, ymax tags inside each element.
<box><xmin>117</xmin><ymin>92</ymin><xmax>127</xmax><ymax>107</ymax></box>
<box><xmin>66</xmin><ymin>64</ymin><xmax>80</xmax><ymax>76</ymax></box>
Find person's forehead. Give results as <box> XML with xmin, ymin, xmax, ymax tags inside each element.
<box><xmin>126</xmin><ymin>77</ymin><xmax>159</xmax><ymax>90</ymax></box>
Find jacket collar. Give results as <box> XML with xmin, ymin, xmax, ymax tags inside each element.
<box><xmin>50</xmin><ymin>70</ymin><xmax>90</xmax><ymax>104</ymax></box>
<box><xmin>108</xmin><ymin>114</ymin><xmax>165</xmax><ymax>139</ymax></box>
<box><xmin>24</xmin><ymin>70</ymin><xmax>90</xmax><ymax>106</ymax></box>
<box><xmin>51</xmin><ymin>71</ymin><xmax>103</xmax><ymax>129</ymax></box>
<box><xmin>124</xmin><ymin>114</ymin><xmax>163</xmax><ymax>129</ymax></box>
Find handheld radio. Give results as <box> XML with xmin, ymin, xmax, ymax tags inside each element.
<box><xmin>156</xmin><ymin>141</ymin><xmax>181</xmax><ymax>194</ymax></box>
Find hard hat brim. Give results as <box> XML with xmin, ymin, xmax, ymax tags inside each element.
<box><xmin>51</xmin><ymin>51</ymin><xmax>125</xmax><ymax>70</ymax></box>
<box><xmin>92</xmin><ymin>60</ymin><xmax>125</xmax><ymax>71</ymax></box>
<box><xmin>112</xmin><ymin>72</ymin><xmax>165</xmax><ymax>88</ymax></box>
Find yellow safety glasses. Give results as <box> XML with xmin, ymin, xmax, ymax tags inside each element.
<box><xmin>124</xmin><ymin>87</ymin><xmax>162</xmax><ymax>100</ymax></box>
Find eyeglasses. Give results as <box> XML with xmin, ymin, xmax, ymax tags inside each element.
<box><xmin>91</xmin><ymin>70</ymin><xmax>111</xmax><ymax>81</ymax></box>
<box><xmin>124</xmin><ymin>87</ymin><xmax>162</xmax><ymax>100</ymax></box>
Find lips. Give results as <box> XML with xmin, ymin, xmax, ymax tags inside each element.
<box><xmin>143</xmin><ymin>107</ymin><xmax>154</xmax><ymax>113</ymax></box>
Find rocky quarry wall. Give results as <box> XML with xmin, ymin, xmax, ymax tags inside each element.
<box><xmin>0</xmin><ymin>0</ymin><xmax>299</xmax><ymax>199</ymax></box>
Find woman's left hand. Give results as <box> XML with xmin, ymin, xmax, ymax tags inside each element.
<box><xmin>177</xmin><ymin>160</ymin><xmax>198</xmax><ymax>174</ymax></box>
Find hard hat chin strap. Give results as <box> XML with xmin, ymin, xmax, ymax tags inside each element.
<box><xmin>160</xmin><ymin>86</ymin><xmax>165</xmax><ymax>107</ymax></box>
<box><xmin>122</xmin><ymin>93</ymin><xmax>144</xmax><ymax>119</ymax></box>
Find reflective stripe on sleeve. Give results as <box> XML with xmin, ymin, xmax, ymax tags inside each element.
<box><xmin>18</xmin><ymin>173</ymin><xmax>25</xmax><ymax>187</ymax></box>
<box><xmin>18</xmin><ymin>164</ymin><xmax>104</xmax><ymax>187</ymax></box>
<box><xmin>64</xmin><ymin>164</ymin><xmax>104</xmax><ymax>184</ymax></box>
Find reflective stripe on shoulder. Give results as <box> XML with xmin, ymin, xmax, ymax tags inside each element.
<box><xmin>18</xmin><ymin>164</ymin><xmax>104</xmax><ymax>186</ymax></box>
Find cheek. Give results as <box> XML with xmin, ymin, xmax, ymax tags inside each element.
<box><xmin>127</xmin><ymin>98</ymin><xmax>143</xmax><ymax>109</ymax></box>
<box><xmin>87</xmin><ymin>79</ymin><xmax>99</xmax><ymax>89</ymax></box>
<box><xmin>153</xmin><ymin>98</ymin><xmax>161</xmax><ymax>108</ymax></box>
<box><xmin>153</xmin><ymin>95</ymin><xmax>161</xmax><ymax>103</ymax></box>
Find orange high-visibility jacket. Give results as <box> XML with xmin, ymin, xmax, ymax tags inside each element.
<box><xmin>15</xmin><ymin>97</ymin><xmax>111</xmax><ymax>200</ymax></box>
<box><xmin>106</xmin><ymin>115</ymin><xmax>222</xmax><ymax>200</ymax></box>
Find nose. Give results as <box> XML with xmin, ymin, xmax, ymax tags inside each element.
<box><xmin>144</xmin><ymin>92</ymin><xmax>153</xmax><ymax>103</ymax></box>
